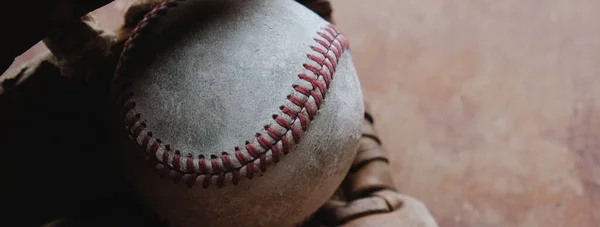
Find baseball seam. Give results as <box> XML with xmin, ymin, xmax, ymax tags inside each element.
<box><xmin>113</xmin><ymin>0</ymin><xmax>350</xmax><ymax>189</ymax></box>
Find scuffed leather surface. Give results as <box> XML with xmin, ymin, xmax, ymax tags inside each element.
<box><xmin>127</xmin><ymin>0</ymin><xmax>346</xmax><ymax>155</ymax></box>
<box><xmin>111</xmin><ymin>0</ymin><xmax>364</xmax><ymax>226</ymax></box>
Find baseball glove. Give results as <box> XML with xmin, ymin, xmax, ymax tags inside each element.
<box><xmin>0</xmin><ymin>0</ymin><xmax>438</xmax><ymax>226</ymax></box>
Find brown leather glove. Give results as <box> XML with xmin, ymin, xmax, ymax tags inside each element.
<box><xmin>0</xmin><ymin>2</ymin><xmax>146</xmax><ymax>226</ymax></box>
<box><xmin>0</xmin><ymin>0</ymin><xmax>113</xmax><ymax>74</ymax></box>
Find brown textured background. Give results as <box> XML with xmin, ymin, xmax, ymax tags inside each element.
<box><xmin>329</xmin><ymin>0</ymin><xmax>600</xmax><ymax>226</ymax></box>
<box><xmin>4</xmin><ymin>1</ymin><xmax>600</xmax><ymax>226</ymax></box>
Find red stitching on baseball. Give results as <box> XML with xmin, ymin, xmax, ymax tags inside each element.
<box><xmin>281</xmin><ymin>134</ymin><xmax>290</xmax><ymax>154</ymax></box>
<box><xmin>287</xmin><ymin>95</ymin><xmax>305</xmax><ymax>108</ymax></box>
<box><xmin>247</xmin><ymin>163</ymin><xmax>255</xmax><ymax>179</ymax></box>
<box><xmin>149</xmin><ymin>140</ymin><xmax>160</xmax><ymax>158</ymax></box>
<box><xmin>265</xmin><ymin>126</ymin><xmax>280</xmax><ymax>140</ymax></box>
<box><xmin>304</xmin><ymin>102</ymin><xmax>317</xmax><ymax>120</ymax></box>
<box><xmin>313</xmin><ymin>38</ymin><xmax>330</xmax><ymax>50</ymax></box>
<box><xmin>293</xmin><ymin>84</ymin><xmax>312</xmax><ymax>97</ymax></box>
<box><xmin>234</xmin><ymin>148</ymin><xmax>248</xmax><ymax>165</ymax></box>
<box><xmin>317</xmin><ymin>32</ymin><xmax>334</xmax><ymax>43</ymax></box>
<box><xmin>259</xmin><ymin>154</ymin><xmax>267</xmax><ymax>172</ymax></box>
<box><xmin>113</xmin><ymin>0</ymin><xmax>350</xmax><ymax>188</ymax></box>
<box><xmin>162</xmin><ymin>148</ymin><xmax>170</xmax><ymax>164</ymax></box>
<box><xmin>280</xmin><ymin>106</ymin><xmax>297</xmax><ymax>118</ymax></box>
<box><xmin>274</xmin><ymin>115</ymin><xmax>290</xmax><ymax>129</ymax></box>
<box><xmin>307</xmin><ymin>54</ymin><xmax>323</xmax><ymax>65</ymax></box>
<box><xmin>256</xmin><ymin>134</ymin><xmax>271</xmax><ymax>150</ymax></box>
<box><xmin>172</xmin><ymin>153</ymin><xmax>181</xmax><ymax>171</ymax></box>
<box><xmin>303</xmin><ymin>64</ymin><xmax>331</xmax><ymax>88</ymax></box>
<box><xmin>303</xmin><ymin>64</ymin><xmax>321</xmax><ymax>78</ymax></box>
<box><xmin>125</xmin><ymin>113</ymin><xmax>139</xmax><ymax>128</ymax></box>
<box><xmin>222</xmin><ymin>153</ymin><xmax>234</xmax><ymax>169</ymax></box>
<box><xmin>210</xmin><ymin>157</ymin><xmax>221</xmax><ymax>173</ymax></box>
<box><xmin>323</xmin><ymin>60</ymin><xmax>335</xmax><ymax>77</ymax></box>
<box><xmin>198</xmin><ymin>155</ymin><xmax>207</xmax><ymax>173</ymax></box>
<box><xmin>331</xmin><ymin>42</ymin><xmax>342</xmax><ymax>59</ymax></box>
<box><xmin>297</xmin><ymin>113</ymin><xmax>309</xmax><ymax>130</ymax></box>
<box><xmin>271</xmin><ymin>144</ymin><xmax>281</xmax><ymax>163</ymax></box>
<box><xmin>141</xmin><ymin>134</ymin><xmax>151</xmax><ymax>149</ymax></box>
<box><xmin>291</xmin><ymin>125</ymin><xmax>302</xmax><ymax>144</ymax></box>
<box><xmin>245</xmin><ymin>142</ymin><xmax>261</xmax><ymax>158</ymax></box>
<box><xmin>186</xmin><ymin>156</ymin><xmax>195</xmax><ymax>172</ymax></box>
<box><xmin>323</xmin><ymin>26</ymin><xmax>337</xmax><ymax>38</ymax></box>
<box><xmin>298</xmin><ymin>73</ymin><xmax>326</xmax><ymax>102</ymax></box>
<box><xmin>132</xmin><ymin>122</ymin><xmax>145</xmax><ymax>138</ymax></box>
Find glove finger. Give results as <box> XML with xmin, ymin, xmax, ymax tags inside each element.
<box><xmin>312</xmin><ymin>190</ymin><xmax>437</xmax><ymax>227</ymax></box>
<box><xmin>339</xmin><ymin>192</ymin><xmax>439</xmax><ymax>227</ymax></box>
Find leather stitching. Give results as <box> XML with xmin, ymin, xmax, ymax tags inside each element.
<box><xmin>349</xmin><ymin>157</ymin><xmax>389</xmax><ymax>174</ymax></box>
<box><xmin>364</xmin><ymin>111</ymin><xmax>374</xmax><ymax>124</ymax></box>
<box><xmin>361</xmin><ymin>133</ymin><xmax>382</xmax><ymax>145</ymax></box>
<box><xmin>113</xmin><ymin>0</ymin><xmax>350</xmax><ymax>189</ymax></box>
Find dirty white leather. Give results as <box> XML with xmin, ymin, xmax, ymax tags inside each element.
<box><xmin>111</xmin><ymin>0</ymin><xmax>364</xmax><ymax>226</ymax></box>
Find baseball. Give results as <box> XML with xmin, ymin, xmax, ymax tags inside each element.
<box><xmin>109</xmin><ymin>0</ymin><xmax>364</xmax><ymax>226</ymax></box>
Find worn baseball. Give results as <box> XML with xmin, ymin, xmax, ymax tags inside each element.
<box><xmin>110</xmin><ymin>0</ymin><xmax>364</xmax><ymax>226</ymax></box>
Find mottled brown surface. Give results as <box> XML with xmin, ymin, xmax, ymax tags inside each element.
<box><xmin>3</xmin><ymin>0</ymin><xmax>600</xmax><ymax>226</ymax></box>
<box><xmin>329</xmin><ymin>0</ymin><xmax>600</xmax><ymax>226</ymax></box>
